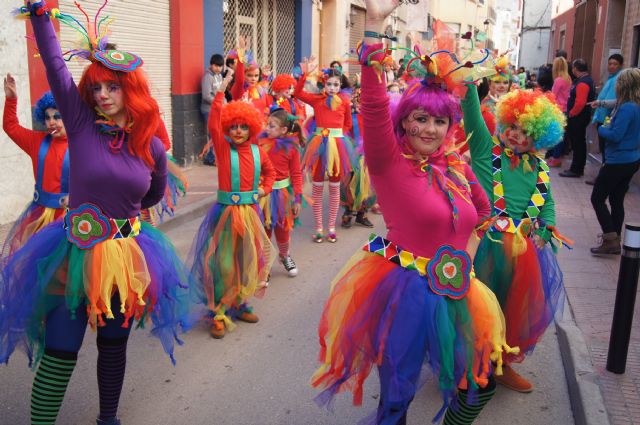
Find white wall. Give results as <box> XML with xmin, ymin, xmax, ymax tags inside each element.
<box><xmin>519</xmin><ymin>0</ymin><xmax>552</xmax><ymax>71</ymax></box>
<box><xmin>0</xmin><ymin>19</ymin><xmax>34</xmax><ymax>225</ymax></box>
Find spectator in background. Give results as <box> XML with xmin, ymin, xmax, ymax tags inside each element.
<box><xmin>590</xmin><ymin>68</ymin><xmax>640</xmax><ymax>255</ymax></box>
<box><xmin>587</xmin><ymin>53</ymin><xmax>624</xmax><ymax>184</ymax></box>
<box><xmin>538</xmin><ymin>63</ymin><xmax>554</xmax><ymax>91</ymax></box>
<box><xmin>560</xmin><ymin>59</ymin><xmax>595</xmax><ymax>178</ymax></box>
<box><xmin>548</xmin><ymin>57</ymin><xmax>573</xmax><ymax>167</ymax></box>
<box><xmin>223</xmin><ymin>57</ymin><xmax>235</xmax><ymax>102</ymax></box>
<box><xmin>517</xmin><ymin>66</ymin><xmax>527</xmax><ymax>88</ymax></box>
<box><xmin>526</xmin><ymin>72</ymin><xmax>538</xmax><ymax>89</ymax></box>
<box><xmin>396</xmin><ymin>58</ymin><xmax>405</xmax><ymax>79</ymax></box>
<box><xmin>201</xmin><ymin>53</ymin><xmax>225</xmax><ymax>166</ymax></box>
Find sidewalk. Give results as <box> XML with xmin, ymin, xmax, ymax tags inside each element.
<box><xmin>551</xmin><ymin>159</ymin><xmax>640</xmax><ymax>425</ymax></box>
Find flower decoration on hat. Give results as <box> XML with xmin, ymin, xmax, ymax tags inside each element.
<box><xmin>17</xmin><ymin>0</ymin><xmax>144</xmax><ymax>72</ymax></box>
<box><xmin>491</xmin><ymin>54</ymin><xmax>512</xmax><ymax>82</ymax></box>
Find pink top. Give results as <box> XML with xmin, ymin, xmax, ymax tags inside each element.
<box><xmin>360</xmin><ymin>44</ymin><xmax>491</xmax><ymax>258</ymax></box>
<box><xmin>552</xmin><ymin>77</ymin><xmax>571</xmax><ymax>113</ymax></box>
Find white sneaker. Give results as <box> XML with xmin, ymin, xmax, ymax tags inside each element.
<box><xmin>281</xmin><ymin>256</ymin><xmax>298</xmax><ymax>277</ymax></box>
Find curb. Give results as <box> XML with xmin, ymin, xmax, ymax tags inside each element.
<box><xmin>556</xmin><ymin>310</ymin><xmax>610</xmax><ymax>425</ymax></box>
<box><xmin>157</xmin><ymin>197</ymin><xmax>213</xmax><ymax>233</ymax></box>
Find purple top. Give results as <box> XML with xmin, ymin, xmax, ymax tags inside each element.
<box><xmin>31</xmin><ymin>14</ymin><xmax>167</xmax><ymax>219</ymax></box>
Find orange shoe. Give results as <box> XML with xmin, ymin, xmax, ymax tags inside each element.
<box><xmin>237</xmin><ymin>311</ymin><xmax>259</xmax><ymax>323</ymax></box>
<box><xmin>210</xmin><ymin>320</ymin><xmax>225</xmax><ymax>339</ymax></box>
<box><xmin>495</xmin><ymin>364</ymin><xmax>533</xmax><ymax>393</ymax></box>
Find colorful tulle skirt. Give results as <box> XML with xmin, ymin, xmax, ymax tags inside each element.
<box><xmin>312</xmin><ymin>236</ymin><xmax>516</xmax><ymax>422</ymax></box>
<box><xmin>0</xmin><ymin>220</ymin><xmax>194</xmax><ymax>368</ymax></box>
<box><xmin>155</xmin><ymin>155</ymin><xmax>189</xmax><ymax>222</ymax></box>
<box><xmin>189</xmin><ymin>202</ymin><xmax>275</xmax><ymax>326</ymax></box>
<box><xmin>474</xmin><ymin>231</ymin><xmax>565</xmax><ymax>363</ymax></box>
<box><xmin>302</xmin><ymin>128</ymin><xmax>355</xmax><ymax>179</ymax></box>
<box><xmin>1</xmin><ymin>202</ymin><xmax>64</xmax><ymax>262</ymax></box>
<box><xmin>259</xmin><ymin>185</ymin><xmax>311</xmax><ymax>232</ymax></box>
<box><xmin>341</xmin><ymin>156</ymin><xmax>376</xmax><ymax>211</ymax></box>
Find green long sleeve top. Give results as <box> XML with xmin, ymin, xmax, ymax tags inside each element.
<box><xmin>461</xmin><ymin>85</ymin><xmax>556</xmax><ymax>240</ymax></box>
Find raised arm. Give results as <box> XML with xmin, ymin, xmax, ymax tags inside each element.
<box><xmin>209</xmin><ymin>72</ymin><xmax>234</xmax><ymax>155</ymax></box>
<box><xmin>293</xmin><ymin>73</ymin><xmax>323</xmax><ymax>107</ymax></box>
<box><xmin>460</xmin><ymin>84</ymin><xmax>494</xmax><ymax>195</ymax></box>
<box><xmin>230</xmin><ymin>59</ymin><xmax>245</xmax><ymax>101</ymax></box>
<box><xmin>30</xmin><ymin>9</ymin><xmax>94</xmax><ymax>135</ymax></box>
<box><xmin>3</xmin><ymin>92</ymin><xmax>41</xmax><ymax>156</ymax></box>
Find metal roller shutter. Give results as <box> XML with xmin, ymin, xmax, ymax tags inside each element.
<box><xmin>59</xmin><ymin>0</ymin><xmax>173</xmax><ymax>149</ymax></box>
<box><xmin>349</xmin><ymin>6</ymin><xmax>366</xmax><ymax>76</ymax></box>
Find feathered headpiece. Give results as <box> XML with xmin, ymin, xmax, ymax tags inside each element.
<box><xmin>361</xmin><ymin>20</ymin><xmax>495</xmax><ymax>98</ymax></box>
<box><xmin>496</xmin><ymin>89</ymin><xmax>566</xmax><ymax>150</ymax></box>
<box><xmin>491</xmin><ymin>54</ymin><xmax>512</xmax><ymax>82</ymax></box>
<box><xmin>16</xmin><ymin>0</ymin><xmax>143</xmax><ymax>72</ymax></box>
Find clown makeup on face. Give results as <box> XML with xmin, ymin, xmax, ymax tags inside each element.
<box><xmin>274</xmin><ymin>87</ymin><xmax>294</xmax><ymax>99</ymax></box>
<box><xmin>401</xmin><ymin>108</ymin><xmax>450</xmax><ymax>156</ymax></box>
<box><xmin>265</xmin><ymin>116</ymin><xmax>289</xmax><ymax>139</ymax></box>
<box><xmin>44</xmin><ymin>108</ymin><xmax>67</xmax><ymax>138</ymax></box>
<box><xmin>92</xmin><ymin>81</ymin><xmax>125</xmax><ymax>122</ymax></box>
<box><xmin>490</xmin><ymin>79</ymin><xmax>510</xmax><ymax>97</ymax></box>
<box><xmin>226</xmin><ymin>123</ymin><xmax>250</xmax><ymax>144</ymax></box>
<box><xmin>502</xmin><ymin>123</ymin><xmax>534</xmax><ymax>153</ymax></box>
<box><xmin>245</xmin><ymin>68</ymin><xmax>260</xmax><ymax>85</ymax></box>
<box><xmin>324</xmin><ymin>76</ymin><xmax>341</xmax><ymax>96</ymax></box>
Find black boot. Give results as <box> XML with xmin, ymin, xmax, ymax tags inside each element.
<box><xmin>355</xmin><ymin>211</ymin><xmax>374</xmax><ymax>228</ymax></box>
<box><xmin>341</xmin><ymin>208</ymin><xmax>353</xmax><ymax>228</ymax></box>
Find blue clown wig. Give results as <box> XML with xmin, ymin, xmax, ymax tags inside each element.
<box><xmin>33</xmin><ymin>92</ymin><xmax>58</xmax><ymax>124</ymax></box>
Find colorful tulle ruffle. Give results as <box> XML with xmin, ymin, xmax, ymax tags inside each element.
<box><xmin>1</xmin><ymin>202</ymin><xmax>64</xmax><ymax>262</ymax></box>
<box><xmin>341</xmin><ymin>156</ymin><xmax>376</xmax><ymax>211</ymax></box>
<box><xmin>189</xmin><ymin>203</ymin><xmax>275</xmax><ymax>325</ymax></box>
<box><xmin>302</xmin><ymin>132</ymin><xmax>355</xmax><ymax>178</ymax></box>
<box><xmin>312</xmin><ymin>249</ymin><xmax>515</xmax><ymax>421</ymax></box>
<box><xmin>0</xmin><ymin>221</ymin><xmax>195</xmax><ymax>368</ymax></box>
<box><xmin>155</xmin><ymin>155</ymin><xmax>188</xmax><ymax>221</ymax></box>
<box><xmin>474</xmin><ymin>231</ymin><xmax>565</xmax><ymax>363</ymax></box>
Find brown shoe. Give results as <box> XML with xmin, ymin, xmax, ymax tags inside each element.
<box><xmin>237</xmin><ymin>311</ymin><xmax>259</xmax><ymax>323</ymax></box>
<box><xmin>590</xmin><ymin>232</ymin><xmax>621</xmax><ymax>255</ymax></box>
<box><xmin>210</xmin><ymin>320</ymin><xmax>225</xmax><ymax>339</ymax></box>
<box><xmin>495</xmin><ymin>364</ymin><xmax>533</xmax><ymax>393</ymax></box>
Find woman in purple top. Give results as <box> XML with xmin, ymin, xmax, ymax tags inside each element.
<box><xmin>0</xmin><ymin>3</ymin><xmax>193</xmax><ymax>424</ymax></box>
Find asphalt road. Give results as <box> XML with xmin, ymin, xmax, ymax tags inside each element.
<box><xmin>0</xmin><ymin>197</ymin><xmax>575</xmax><ymax>424</ymax></box>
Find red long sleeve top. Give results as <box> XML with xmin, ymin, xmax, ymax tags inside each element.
<box><xmin>294</xmin><ymin>74</ymin><xmax>352</xmax><ymax>133</ymax></box>
<box><xmin>257</xmin><ymin>137</ymin><xmax>303</xmax><ymax>196</ymax></box>
<box><xmin>3</xmin><ymin>97</ymin><xmax>68</xmax><ymax>194</ymax></box>
<box><xmin>208</xmin><ymin>92</ymin><xmax>275</xmax><ymax>194</ymax></box>
<box><xmin>569</xmin><ymin>82</ymin><xmax>590</xmax><ymax>117</ymax></box>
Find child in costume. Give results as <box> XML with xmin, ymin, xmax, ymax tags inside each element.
<box><xmin>254</xmin><ymin>73</ymin><xmax>307</xmax><ymax>122</ymax></box>
<box><xmin>1</xmin><ymin>3</ymin><xmax>193</xmax><ymax>424</ymax></box>
<box><xmin>229</xmin><ymin>38</ymin><xmax>270</xmax><ymax>103</ymax></box>
<box><xmin>2</xmin><ymin>75</ymin><xmax>68</xmax><ymax>259</ymax></box>
<box><xmin>294</xmin><ymin>60</ymin><xmax>353</xmax><ymax>243</ymax></box>
<box><xmin>462</xmin><ymin>82</ymin><xmax>569</xmax><ymax>393</ymax></box>
<box><xmin>258</xmin><ymin>108</ymin><xmax>306</xmax><ymax>278</ymax></box>
<box><xmin>190</xmin><ymin>69</ymin><xmax>276</xmax><ymax>339</ymax></box>
<box><xmin>481</xmin><ymin>55</ymin><xmax>512</xmax><ymax>120</ymax></box>
<box><xmin>312</xmin><ymin>3</ymin><xmax>516</xmax><ymax>423</ymax></box>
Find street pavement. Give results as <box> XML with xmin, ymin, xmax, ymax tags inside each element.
<box><xmin>0</xmin><ymin>164</ymin><xmax>575</xmax><ymax>424</ymax></box>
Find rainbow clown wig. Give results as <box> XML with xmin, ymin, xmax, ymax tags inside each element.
<box><xmin>271</xmin><ymin>74</ymin><xmax>296</xmax><ymax>93</ymax></box>
<box><xmin>220</xmin><ymin>101</ymin><xmax>264</xmax><ymax>140</ymax></box>
<box><xmin>33</xmin><ymin>92</ymin><xmax>58</xmax><ymax>125</ymax></box>
<box><xmin>496</xmin><ymin>89</ymin><xmax>566</xmax><ymax>150</ymax></box>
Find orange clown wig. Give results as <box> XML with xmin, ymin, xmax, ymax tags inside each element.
<box><xmin>220</xmin><ymin>101</ymin><xmax>265</xmax><ymax>140</ymax></box>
